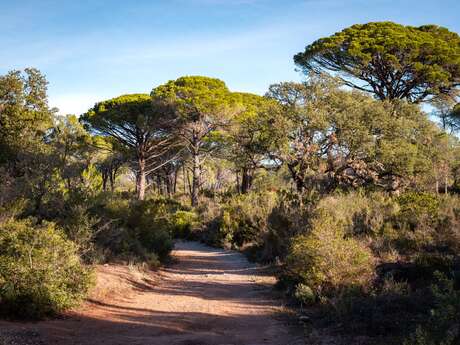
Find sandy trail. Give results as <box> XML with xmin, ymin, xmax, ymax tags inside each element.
<box><xmin>1</xmin><ymin>241</ymin><xmax>304</xmax><ymax>345</ymax></box>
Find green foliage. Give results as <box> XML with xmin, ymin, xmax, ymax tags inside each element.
<box><xmin>173</xmin><ymin>210</ymin><xmax>198</xmax><ymax>239</ymax></box>
<box><xmin>267</xmin><ymin>76</ymin><xmax>439</xmax><ymax>194</ymax></box>
<box><xmin>50</xmin><ymin>115</ymin><xmax>96</xmax><ymax>187</ymax></box>
<box><xmin>295</xmin><ymin>22</ymin><xmax>460</xmax><ymax>102</ymax></box>
<box><xmin>294</xmin><ymin>283</ymin><xmax>316</xmax><ymax>305</ymax></box>
<box><xmin>286</xmin><ymin>213</ymin><xmax>375</xmax><ymax>297</ymax></box>
<box><xmin>277</xmin><ymin>190</ymin><xmax>460</xmax><ymax>342</ymax></box>
<box><xmin>397</xmin><ymin>192</ymin><xmax>440</xmax><ymax>229</ymax></box>
<box><xmin>403</xmin><ymin>274</ymin><xmax>460</xmax><ymax>345</ymax></box>
<box><xmin>152</xmin><ymin>76</ymin><xmax>240</xmax><ymax>206</ymax></box>
<box><xmin>59</xmin><ymin>203</ymin><xmax>100</xmax><ymax>263</ymax></box>
<box><xmin>264</xmin><ymin>190</ymin><xmax>316</xmax><ymax>260</ymax></box>
<box><xmin>0</xmin><ymin>68</ymin><xmax>54</xmax><ymax>163</ymax></box>
<box><xmin>385</xmin><ymin>193</ymin><xmax>460</xmax><ymax>255</ymax></box>
<box><xmin>82</xmin><ymin>94</ymin><xmax>154</xmax><ymax>141</ymax></box>
<box><xmin>215</xmin><ymin>191</ymin><xmax>277</xmax><ymax>248</ymax></box>
<box><xmin>81</xmin><ymin>93</ymin><xmax>176</xmax><ymax>200</ymax></box>
<box><xmin>404</xmin><ymin>327</ymin><xmax>442</xmax><ymax>345</ymax></box>
<box><xmin>0</xmin><ymin>219</ymin><xmax>93</xmax><ymax>319</ymax></box>
<box><xmin>89</xmin><ymin>195</ymin><xmax>180</xmax><ymax>262</ymax></box>
<box><xmin>152</xmin><ymin>76</ymin><xmax>236</xmax><ymax>122</ymax></box>
<box><xmin>127</xmin><ymin>199</ymin><xmax>178</xmax><ymax>260</ymax></box>
<box><xmin>225</xmin><ymin>93</ymin><xmax>288</xmax><ymax>192</ymax></box>
<box><xmin>328</xmin><ymin>278</ymin><xmax>428</xmax><ymax>337</ymax></box>
<box><xmin>431</xmin><ymin>97</ymin><xmax>460</xmax><ymax>133</ymax></box>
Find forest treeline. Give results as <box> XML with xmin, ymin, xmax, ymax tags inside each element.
<box><xmin>1</xmin><ymin>21</ymin><xmax>460</xmax><ymax>344</ymax></box>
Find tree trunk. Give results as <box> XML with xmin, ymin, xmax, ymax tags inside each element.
<box><xmin>173</xmin><ymin>168</ymin><xmax>178</xmax><ymax>194</ymax></box>
<box><xmin>214</xmin><ymin>167</ymin><xmax>222</xmax><ymax>192</ymax></box>
<box><xmin>287</xmin><ymin>162</ymin><xmax>304</xmax><ymax>193</ymax></box>
<box><xmin>236</xmin><ymin>171</ymin><xmax>240</xmax><ymax>194</ymax></box>
<box><xmin>191</xmin><ymin>152</ymin><xmax>200</xmax><ymax>206</ymax></box>
<box><xmin>166</xmin><ymin>173</ymin><xmax>172</xmax><ymax>197</ymax></box>
<box><xmin>186</xmin><ymin>168</ymin><xmax>192</xmax><ymax>196</ymax></box>
<box><xmin>435</xmin><ymin>176</ymin><xmax>439</xmax><ymax>195</ymax></box>
<box><xmin>109</xmin><ymin>169</ymin><xmax>116</xmax><ymax>192</ymax></box>
<box><xmin>102</xmin><ymin>172</ymin><xmax>108</xmax><ymax>191</ymax></box>
<box><xmin>241</xmin><ymin>167</ymin><xmax>253</xmax><ymax>194</ymax></box>
<box><xmin>182</xmin><ymin>165</ymin><xmax>187</xmax><ymax>194</ymax></box>
<box><xmin>137</xmin><ymin>155</ymin><xmax>146</xmax><ymax>200</ymax></box>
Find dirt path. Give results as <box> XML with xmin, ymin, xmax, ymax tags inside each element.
<box><xmin>1</xmin><ymin>241</ymin><xmax>304</xmax><ymax>345</ymax></box>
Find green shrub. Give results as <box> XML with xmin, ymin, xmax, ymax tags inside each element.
<box><xmin>87</xmin><ymin>196</ymin><xmax>181</xmax><ymax>263</ymax></box>
<box><xmin>127</xmin><ymin>198</ymin><xmax>182</xmax><ymax>230</ymax></box>
<box><xmin>60</xmin><ymin>204</ymin><xmax>100</xmax><ymax>263</ymax></box>
<box><xmin>316</xmin><ymin>191</ymin><xmax>399</xmax><ymax>237</ymax></box>
<box><xmin>286</xmin><ymin>213</ymin><xmax>375</xmax><ymax>297</ymax></box>
<box><xmin>331</xmin><ymin>285</ymin><xmax>428</xmax><ymax>337</ymax></box>
<box><xmin>194</xmin><ymin>197</ymin><xmax>223</xmax><ymax>246</ymax></box>
<box><xmin>100</xmin><ymin>195</ymin><xmax>130</xmax><ymax>219</ymax></box>
<box><xmin>282</xmin><ymin>191</ymin><xmax>460</xmax><ymax>341</ymax></box>
<box><xmin>434</xmin><ymin>195</ymin><xmax>460</xmax><ymax>254</ymax></box>
<box><xmin>403</xmin><ymin>327</ymin><xmax>442</xmax><ymax>345</ymax></box>
<box><xmin>125</xmin><ymin>198</ymin><xmax>177</xmax><ymax>261</ymax></box>
<box><xmin>403</xmin><ymin>274</ymin><xmax>460</xmax><ymax>345</ymax></box>
<box><xmin>137</xmin><ymin>223</ymin><xmax>174</xmax><ymax>261</ymax></box>
<box><xmin>0</xmin><ymin>219</ymin><xmax>93</xmax><ymax>319</ymax></box>
<box><xmin>196</xmin><ymin>189</ymin><xmax>280</xmax><ymax>248</ymax></box>
<box><xmin>413</xmin><ymin>253</ymin><xmax>456</xmax><ymax>280</ymax></box>
<box><xmin>173</xmin><ymin>210</ymin><xmax>198</xmax><ymax>239</ymax></box>
<box><xmin>397</xmin><ymin>192</ymin><xmax>440</xmax><ymax>230</ymax></box>
<box><xmin>143</xmin><ymin>253</ymin><xmax>161</xmax><ymax>271</ymax></box>
<box><xmin>218</xmin><ymin>192</ymin><xmax>276</xmax><ymax>247</ymax></box>
<box><xmin>351</xmin><ymin>193</ymin><xmax>399</xmax><ymax>236</ymax></box>
<box><xmin>389</xmin><ymin>193</ymin><xmax>460</xmax><ymax>256</ymax></box>
<box><xmin>265</xmin><ymin>190</ymin><xmax>315</xmax><ymax>261</ymax></box>
<box><xmin>294</xmin><ymin>283</ymin><xmax>316</xmax><ymax>305</ymax></box>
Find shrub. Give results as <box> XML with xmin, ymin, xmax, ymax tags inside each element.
<box><xmin>0</xmin><ymin>219</ymin><xmax>93</xmax><ymax>319</ymax></box>
<box><xmin>331</xmin><ymin>283</ymin><xmax>428</xmax><ymax>337</ymax></box>
<box><xmin>224</xmin><ymin>192</ymin><xmax>277</xmax><ymax>247</ymax></box>
<box><xmin>286</xmin><ymin>213</ymin><xmax>375</xmax><ymax>298</ymax></box>
<box><xmin>136</xmin><ymin>223</ymin><xmax>174</xmax><ymax>261</ymax></box>
<box><xmin>316</xmin><ymin>191</ymin><xmax>398</xmax><ymax>237</ymax></box>
<box><xmin>127</xmin><ymin>198</ymin><xmax>179</xmax><ymax>260</ymax></box>
<box><xmin>281</xmin><ymin>191</ymin><xmax>460</xmax><ymax>341</ymax></box>
<box><xmin>173</xmin><ymin>210</ymin><xmax>198</xmax><ymax>239</ymax></box>
<box><xmin>205</xmin><ymin>191</ymin><xmax>277</xmax><ymax>249</ymax></box>
<box><xmin>403</xmin><ymin>327</ymin><xmax>441</xmax><ymax>345</ymax></box>
<box><xmin>389</xmin><ymin>193</ymin><xmax>460</xmax><ymax>256</ymax></box>
<box><xmin>142</xmin><ymin>253</ymin><xmax>161</xmax><ymax>271</ymax></box>
<box><xmin>99</xmin><ymin>194</ymin><xmax>130</xmax><ymax>219</ymax></box>
<box><xmin>195</xmin><ymin>198</ymin><xmax>224</xmax><ymax>246</ymax></box>
<box><xmin>60</xmin><ymin>204</ymin><xmax>100</xmax><ymax>263</ymax></box>
<box><xmin>434</xmin><ymin>195</ymin><xmax>460</xmax><ymax>254</ymax></box>
<box><xmin>351</xmin><ymin>193</ymin><xmax>399</xmax><ymax>236</ymax></box>
<box><xmin>403</xmin><ymin>274</ymin><xmax>460</xmax><ymax>345</ymax></box>
<box><xmin>87</xmin><ymin>196</ymin><xmax>181</xmax><ymax>263</ymax></box>
<box><xmin>127</xmin><ymin>198</ymin><xmax>182</xmax><ymax>231</ymax></box>
<box><xmin>397</xmin><ymin>192</ymin><xmax>440</xmax><ymax>230</ymax></box>
<box><xmin>265</xmin><ymin>190</ymin><xmax>316</xmax><ymax>261</ymax></box>
<box><xmin>294</xmin><ymin>283</ymin><xmax>316</xmax><ymax>305</ymax></box>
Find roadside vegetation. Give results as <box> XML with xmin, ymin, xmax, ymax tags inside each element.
<box><xmin>1</xmin><ymin>21</ymin><xmax>460</xmax><ymax>344</ymax></box>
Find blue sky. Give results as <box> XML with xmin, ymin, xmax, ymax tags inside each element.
<box><xmin>1</xmin><ymin>0</ymin><xmax>459</xmax><ymax>115</ymax></box>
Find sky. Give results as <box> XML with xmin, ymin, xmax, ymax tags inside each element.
<box><xmin>1</xmin><ymin>0</ymin><xmax>459</xmax><ymax>115</ymax></box>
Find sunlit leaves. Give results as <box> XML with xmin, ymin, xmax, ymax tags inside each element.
<box><xmin>295</xmin><ymin>22</ymin><xmax>460</xmax><ymax>103</ymax></box>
